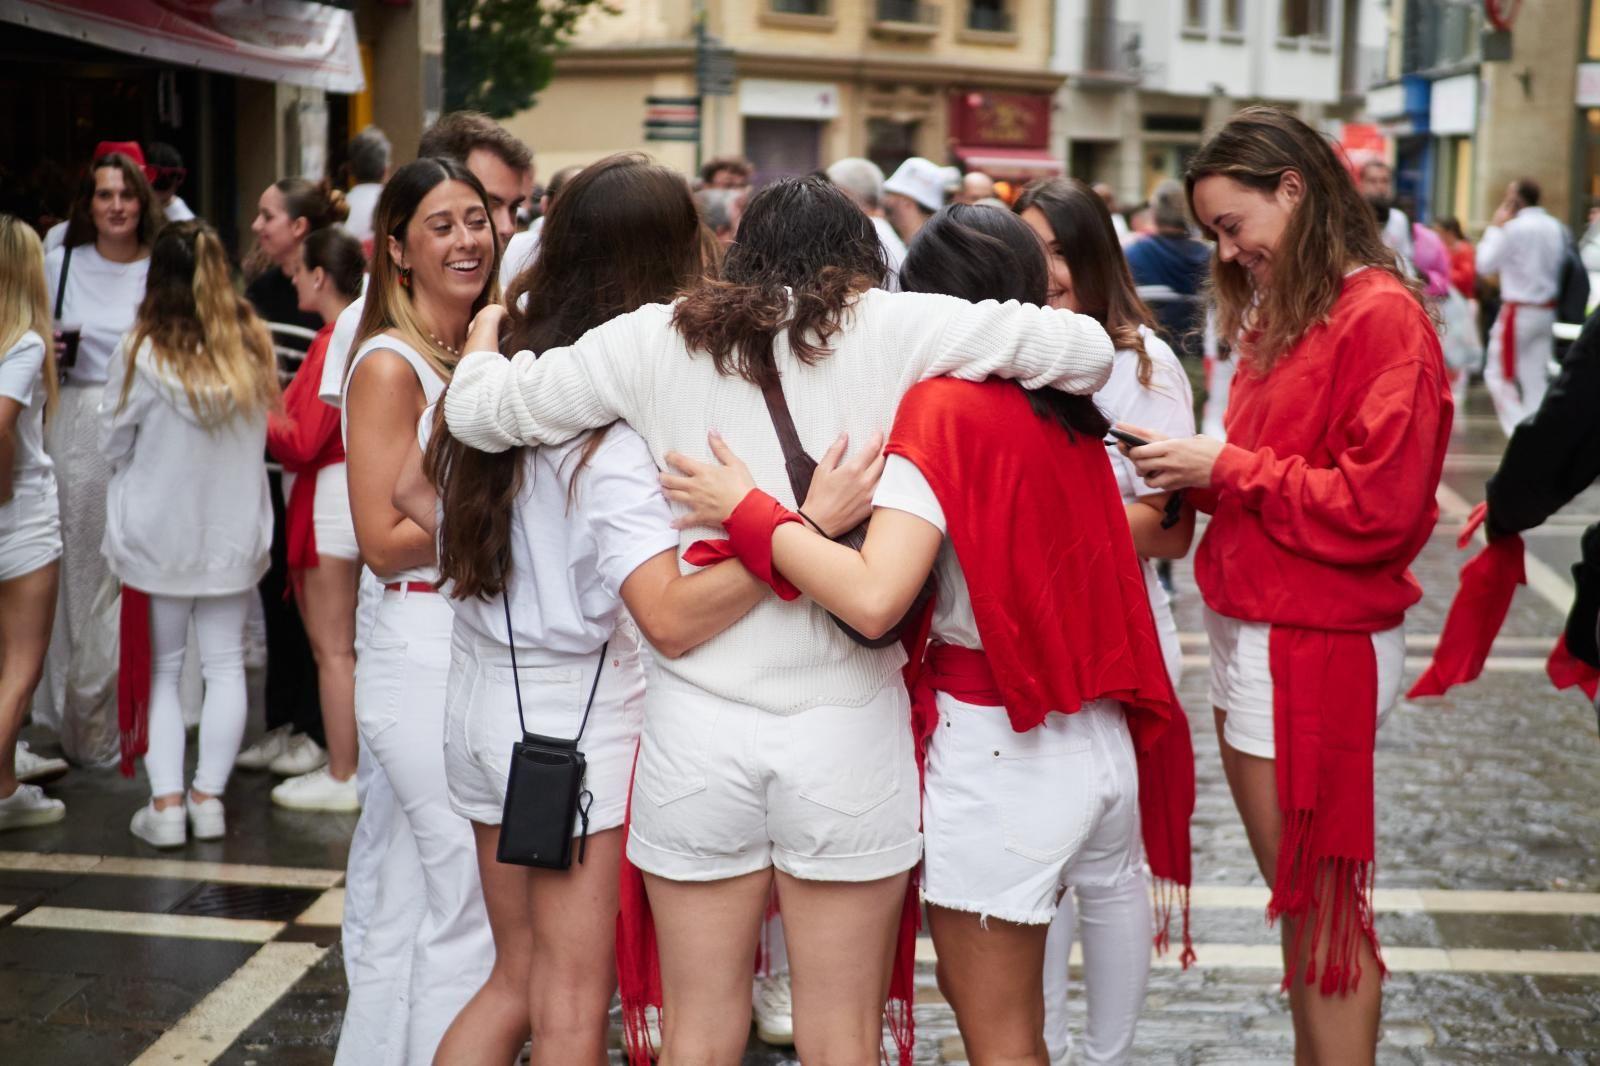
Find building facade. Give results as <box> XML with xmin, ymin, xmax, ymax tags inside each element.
<box><xmin>1048</xmin><ymin>0</ymin><xmax>1356</xmax><ymax>208</ymax></box>
<box><xmin>1359</xmin><ymin>0</ymin><xmax>1590</xmax><ymax>231</ymax></box>
<box><xmin>504</xmin><ymin>0</ymin><xmax>1064</xmax><ymax>186</ymax></box>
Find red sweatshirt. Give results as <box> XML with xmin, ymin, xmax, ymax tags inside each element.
<box><xmin>266</xmin><ymin>324</ymin><xmax>344</xmax><ymax>570</ymax></box>
<box><xmin>1194</xmin><ymin>269</ymin><xmax>1452</xmax><ymax>632</ymax></box>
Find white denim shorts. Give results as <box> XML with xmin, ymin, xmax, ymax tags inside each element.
<box><xmin>0</xmin><ymin>485</ymin><xmax>62</xmax><ymax>582</ymax></box>
<box><xmin>313</xmin><ymin>462</ymin><xmax>359</xmax><ymax>562</ymax></box>
<box><xmin>921</xmin><ymin>696</ymin><xmax>1143</xmax><ymax>925</ymax></box>
<box><xmin>443</xmin><ymin>623</ymin><xmax>645</xmax><ymax>832</ymax></box>
<box><xmin>1203</xmin><ymin>606</ymin><xmax>1406</xmax><ymax>759</ymax></box>
<box><xmin>626</xmin><ymin>672</ymin><xmax>922</xmax><ymax>884</ymax></box>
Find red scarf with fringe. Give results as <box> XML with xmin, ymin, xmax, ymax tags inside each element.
<box><xmin>1267</xmin><ymin>627</ymin><xmax>1385</xmax><ymax>993</ymax></box>
<box><xmin>117</xmin><ymin>586</ymin><xmax>153</xmax><ymax>777</ymax></box>
<box><xmin>887</xmin><ymin>378</ymin><xmax>1190</xmax><ymax>956</ymax></box>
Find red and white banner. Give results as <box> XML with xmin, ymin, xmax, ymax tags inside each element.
<box><xmin>0</xmin><ymin>0</ymin><xmax>364</xmax><ymax>93</ymax></box>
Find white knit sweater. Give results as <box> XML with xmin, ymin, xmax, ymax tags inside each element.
<box><xmin>445</xmin><ymin>287</ymin><xmax>1113</xmax><ymax>713</ymax></box>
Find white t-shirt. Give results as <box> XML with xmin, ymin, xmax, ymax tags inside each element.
<box><xmin>499</xmin><ymin>221</ymin><xmax>542</xmax><ymax>292</ymax></box>
<box><xmin>872</xmin><ymin>456</ymin><xmax>980</xmax><ymax>650</ymax></box>
<box><xmin>345</xmin><ymin>183</ymin><xmax>382</xmax><ymax>244</ymax></box>
<box><xmin>164</xmin><ymin>196</ymin><xmax>195</xmax><ymax>223</ymax></box>
<box><xmin>872</xmin><ymin>216</ymin><xmax>906</xmax><ymax>291</ymax></box>
<box><xmin>1093</xmin><ymin>329</ymin><xmax>1193</xmax><ymax>645</ymax></box>
<box><xmin>44</xmin><ymin>244</ymin><xmax>150</xmax><ymax>386</ymax></box>
<box><xmin>418</xmin><ymin>409</ymin><xmax>678</xmax><ymax>654</ymax></box>
<box><xmin>43</xmin><ymin>221</ymin><xmax>66</xmax><ymax>255</ymax></box>
<box><xmin>316</xmin><ymin>288</ymin><xmax>369</xmax><ymax>408</ymax></box>
<box><xmin>0</xmin><ymin>331</ymin><xmax>57</xmax><ymax>493</ymax></box>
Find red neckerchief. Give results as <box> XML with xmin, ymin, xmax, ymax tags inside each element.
<box><xmin>889</xmin><ymin>378</ymin><xmax>1192</xmax><ymax>959</ymax></box>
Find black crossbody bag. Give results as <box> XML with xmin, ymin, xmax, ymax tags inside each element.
<box><xmin>495</xmin><ymin>592</ymin><xmax>607</xmax><ymax>870</ymax></box>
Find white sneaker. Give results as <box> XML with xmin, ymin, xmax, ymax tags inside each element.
<box><xmin>752</xmin><ymin>971</ymin><xmax>795</xmax><ymax>1046</ymax></box>
<box><xmin>272</xmin><ymin>766</ymin><xmax>360</xmax><ymax>812</ymax></box>
<box><xmin>130</xmin><ymin>801</ymin><xmax>187</xmax><ymax>848</ymax></box>
<box><xmin>0</xmin><ymin>784</ymin><xmax>65</xmax><ymax>830</ymax></box>
<box><xmin>268</xmin><ymin>733</ymin><xmax>327</xmax><ymax>777</ymax></box>
<box><xmin>15</xmin><ymin>741</ymin><xmax>68</xmax><ymax>785</ymax></box>
<box><xmin>186</xmin><ymin>793</ymin><xmax>226</xmax><ymax>841</ymax></box>
<box><xmin>234</xmin><ymin>725</ymin><xmax>291</xmax><ymax>771</ymax></box>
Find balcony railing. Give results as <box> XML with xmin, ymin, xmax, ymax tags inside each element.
<box><xmin>771</xmin><ymin>0</ymin><xmax>830</xmax><ymax>13</ymax></box>
<box><xmin>967</xmin><ymin>5</ymin><xmax>1015</xmax><ymax>33</ymax></box>
<box><xmin>876</xmin><ymin>0</ymin><xmax>939</xmax><ymax>26</ymax></box>
<box><xmin>1081</xmin><ymin>16</ymin><xmax>1144</xmax><ymax>80</ymax></box>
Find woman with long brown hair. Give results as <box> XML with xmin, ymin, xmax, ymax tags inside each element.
<box><xmin>398</xmin><ymin>153</ymin><xmax>870</xmax><ymax>1066</ymax></box>
<box><xmin>336</xmin><ymin>156</ymin><xmax>497</xmax><ymax>1066</ymax></box>
<box><xmin>39</xmin><ymin>148</ymin><xmax>162</xmax><ymax>768</ymax></box>
<box><xmin>444</xmin><ymin>175</ymin><xmax>1115</xmax><ymax>1065</ymax></box>
<box><xmin>1124</xmin><ymin>106</ymin><xmax>1450</xmax><ymax>1064</ymax></box>
<box><xmin>1014</xmin><ymin>177</ymin><xmax>1196</xmax><ymax>1066</ymax></box>
<box><xmin>100</xmin><ymin>220</ymin><xmax>279</xmax><ymax>847</ymax></box>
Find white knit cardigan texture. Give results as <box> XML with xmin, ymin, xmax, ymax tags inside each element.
<box><xmin>445</xmin><ymin>288</ymin><xmax>1114</xmax><ymax>714</ymax></box>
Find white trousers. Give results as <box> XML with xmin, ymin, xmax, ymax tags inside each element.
<box><xmin>336</xmin><ymin>588</ymin><xmax>491</xmax><ymax>1066</ymax></box>
<box><xmin>1484</xmin><ymin>304</ymin><xmax>1555</xmax><ymax>435</ymax></box>
<box><xmin>141</xmin><ymin>592</ymin><xmax>252</xmax><ymax>798</ymax></box>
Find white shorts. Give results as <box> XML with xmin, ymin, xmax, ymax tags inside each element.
<box><xmin>0</xmin><ymin>485</ymin><xmax>62</xmax><ymax>582</ymax></box>
<box><xmin>922</xmin><ymin>697</ymin><xmax>1143</xmax><ymax>925</ymax></box>
<box><xmin>627</xmin><ymin>672</ymin><xmax>922</xmax><ymax>884</ymax></box>
<box><xmin>313</xmin><ymin>463</ymin><xmax>359</xmax><ymax>562</ymax></box>
<box><xmin>1204</xmin><ymin>606</ymin><xmax>1406</xmax><ymax>759</ymax></box>
<box><xmin>443</xmin><ymin>623</ymin><xmax>645</xmax><ymax>832</ymax></box>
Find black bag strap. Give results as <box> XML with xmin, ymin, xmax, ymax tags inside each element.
<box><xmin>502</xmin><ymin>591</ymin><xmax>607</xmax><ymax>745</ymax></box>
<box><xmin>54</xmin><ymin>244</ymin><xmax>73</xmax><ymax>320</ymax></box>
<box><xmin>760</xmin><ymin>375</ymin><xmax>823</xmax><ymax>508</ymax></box>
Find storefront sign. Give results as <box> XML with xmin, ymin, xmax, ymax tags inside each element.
<box><xmin>0</xmin><ymin>0</ymin><xmax>364</xmax><ymax>93</ymax></box>
<box><xmin>948</xmin><ymin>90</ymin><xmax>1050</xmax><ymax>148</ymax></box>
<box><xmin>738</xmin><ymin>78</ymin><xmax>839</xmax><ymax>120</ymax></box>
<box><xmin>1429</xmin><ymin>74</ymin><xmax>1478</xmax><ymax>136</ymax></box>
<box><xmin>1364</xmin><ymin>83</ymin><xmax>1406</xmax><ymax>121</ymax></box>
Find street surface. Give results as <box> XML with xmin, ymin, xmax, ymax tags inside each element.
<box><xmin>1</xmin><ymin>387</ymin><xmax>1597</xmax><ymax>1064</ymax></box>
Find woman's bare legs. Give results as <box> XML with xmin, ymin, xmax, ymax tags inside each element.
<box><xmin>927</xmin><ymin>905</ymin><xmax>1051</xmax><ymax>1065</ymax></box>
<box><xmin>1213</xmin><ymin>707</ymin><xmax>1379</xmax><ymax>1066</ymax></box>
<box><xmin>433</xmin><ymin>823</ymin><xmax>624</xmax><ymax>1066</ymax></box>
<box><xmin>295</xmin><ymin>557</ymin><xmax>359</xmax><ymax>779</ymax></box>
<box><xmin>647</xmin><ymin>868</ymin><xmax>771</xmax><ymax>1066</ymax></box>
<box><xmin>0</xmin><ymin>561</ymin><xmax>58</xmax><ymax>794</ymax></box>
<box><xmin>777</xmin><ymin>868</ymin><xmax>910</xmax><ymax>1066</ymax></box>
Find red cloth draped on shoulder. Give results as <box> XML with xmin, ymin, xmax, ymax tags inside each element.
<box><xmin>887</xmin><ymin>377</ymin><xmax>1192</xmax><ymax>959</ymax></box>
<box><xmin>1196</xmin><ymin>269</ymin><xmax>1452</xmax><ymax>993</ymax></box>
<box><xmin>266</xmin><ymin>324</ymin><xmax>345</xmax><ymax>573</ymax></box>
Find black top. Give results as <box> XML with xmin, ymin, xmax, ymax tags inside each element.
<box><xmin>244</xmin><ymin>266</ymin><xmax>322</xmax><ymax>354</ymax></box>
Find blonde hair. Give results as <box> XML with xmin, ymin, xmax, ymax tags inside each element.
<box><xmin>0</xmin><ymin>216</ymin><xmax>58</xmax><ymax>414</ymax></box>
<box><xmin>1184</xmin><ymin>106</ymin><xmax>1426</xmax><ymax>371</ymax></box>
<box><xmin>353</xmin><ymin>157</ymin><xmax>500</xmax><ymax>387</ymax></box>
<box><xmin>122</xmin><ymin>220</ymin><xmax>279</xmax><ymax>427</ymax></box>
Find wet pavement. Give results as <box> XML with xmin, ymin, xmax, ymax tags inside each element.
<box><xmin>2</xmin><ymin>385</ymin><xmax>1598</xmax><ymax>1064</ymax></box>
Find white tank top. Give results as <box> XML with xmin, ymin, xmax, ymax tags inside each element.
<box><xmin>343</xmin><ymin>333</ymin><xmax>448</xmax><ymax>586</ymax></box>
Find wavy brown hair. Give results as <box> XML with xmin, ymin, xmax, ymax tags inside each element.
<box><xmin>1013</xmin><ymin>178</ymin><xmax>1156</xmax><ymax>386</ymax></box>
<box><xmin>63</xmin><ymin>153</ymin><xmax>164</xmax><ymax>251</ymax></box>
<box><xmin>426</xmin><ymin>154</ymin><xmax>707</xmax><ymax>600</ymax></box>
<box><xmin>1184</xmin><ymin>106</ymin><xmax>1426</xmax><ymax>371</ymax></box>
<box><xmin>671</xmin><ymin>174</ymin><xmax>887</xmax><ymax>389</ymax></box>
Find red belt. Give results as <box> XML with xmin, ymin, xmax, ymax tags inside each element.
<box><xmin>383</xmin><ymin>581</ymin><xmax>437</xmax><ymax>594</ymax></box>
<box><xmin>1501</xmin><ymin>300</ymin><xmax>1555</xmax><ymax>389</ymax></box>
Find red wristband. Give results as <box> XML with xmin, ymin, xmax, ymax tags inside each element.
<box><xmin>684</xmin><ymin>489</ymin><xmax>802</xmax><ymax>600</ymax></box>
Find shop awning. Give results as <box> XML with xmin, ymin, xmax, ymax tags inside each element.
<box><xmin>0</xmin><ymin>0</ymin><xmax>364</xmax><ymax>93</ymax></box>
<box><xmin>951</xmin><ymin>146</ymin><xmax>1064</xmax><ymax>179</ymax></box>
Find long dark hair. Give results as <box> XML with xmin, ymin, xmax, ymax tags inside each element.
<box><xmin>301</xmin><ymin>227</ymin><xmax>366</xmax><ymax>301</ymax></box>
<box><xmin>353</xmin><ymin>156</ymin><xmax>499</xmax><ymax>386</ymax></box>
<box><xmin>1184</xmin><ymin>106</ymin><xmax>1426</xmax><ymax>370</ymax></box>
<box><xmin>1013</xmin><ymin>178</ymin><xmax>1157</xmax><ymax>385</ymax></box>
<box><xmin>64</xmin><ymin>153</ymin><xmax>164</xmax><ymax>250</ymax></box>
<box><xmin>428</xmin><ymin>154</ymin><xmax>707</xmax><ymax>600</ymax></box>
<box><xmin>672</xmin><ymin>175</ymin><xmax>886</xmax><ymax>388</ymax></box>
<box><xmin>900</xmin><ymin>204</ymin><xmax>1109</xmax><ymax>440</ymax></box>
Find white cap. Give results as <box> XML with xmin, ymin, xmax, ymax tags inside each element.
<box><xmin>883</xmin><ymin>157</ymin><xmax>950</xmax><ymax>212</ymax></box>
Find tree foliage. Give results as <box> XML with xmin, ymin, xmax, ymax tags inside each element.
<box><xmin>444</xmin><ymin>0</ymin><xmax>616</xmax><ymax>118</ymax></box>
